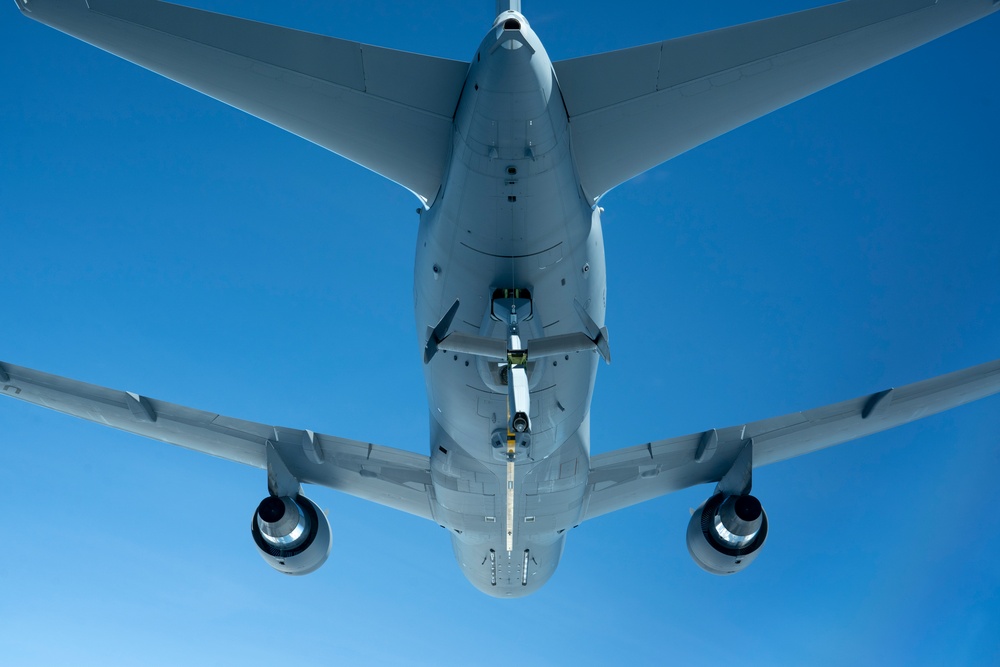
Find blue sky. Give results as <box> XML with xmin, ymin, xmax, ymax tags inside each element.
<box><xmin>2</xmin><ymin>1</ymin><xmax>998</xmax><ymax>664</ymax></box>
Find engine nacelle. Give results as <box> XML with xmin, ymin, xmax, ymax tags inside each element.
<box><xmin>251</xmin><ymin>494</ymin><xmax>331</xmax><ymax>575</ymax></box>
<box><xmin>686</xmin><ymin>493</ymin><xmax>768</xmax><ymax>575</ymax></box>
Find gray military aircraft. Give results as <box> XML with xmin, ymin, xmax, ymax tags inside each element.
<box><xmin>5</xmin><ymin>0</ymin><xmax>999</xmax><ymax>597</ymax></box>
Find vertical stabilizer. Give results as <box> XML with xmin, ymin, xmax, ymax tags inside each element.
<box><xmin>497</xmin><ymin>0</ymin><xmax>521</xmax><ymax>16</ymax></box>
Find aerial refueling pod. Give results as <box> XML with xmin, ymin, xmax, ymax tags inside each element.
<box><xmin>251</xmin><ymin>494</ymin><xmax>331</xmax><ymax>575</ymax></box>
<box><xmin>686</xmin><ymin>493</ymin><xmax>768</xmax><ymax>575</ymax></box>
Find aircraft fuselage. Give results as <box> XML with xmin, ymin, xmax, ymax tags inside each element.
<box><xmin>414</xmin><ymin>12</ymin><xmax>604</xmax><ymax>596</ymax></box>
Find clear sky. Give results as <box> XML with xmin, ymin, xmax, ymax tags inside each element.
<box><xmin>2</xmin><ymin>1</ymin><xmax>998</xmax><ymax>665</ymax></box>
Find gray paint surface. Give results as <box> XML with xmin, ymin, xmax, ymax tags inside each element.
<box><xmin>5</xmin><ymin>0</ymin><xmax>999</xmax><ymax>597</ymax></box>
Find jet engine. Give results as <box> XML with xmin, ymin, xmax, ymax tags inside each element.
<box><xmin>686</xmin><ymin>493</ymin><xmax>768</xmax><ymax>575</ymax></box>
<box><xmin>251</xmin><ymin>494</ymin><xmax>331</xmax><ymax>575</ymax></box>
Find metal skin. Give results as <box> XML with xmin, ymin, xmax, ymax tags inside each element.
<box><xmin>8</xmin><ymin>0</ymin><xmax>1000</xmax><ymax>599</ymax></box>
<box><xmin>686</xmin><ymin>494</ymin><xmax>769</xmax><ymax>576</ymax></box>
<box><xmin>416</xmin><ymin>11</ymin><xmax>603</xmax><ymax>596</ymax></box>
<box><xmin>257</xmin><ymin>496</ymin><xmax>313</xmax><ymax>550</ymax></box>
<box><xmin>251</xmin><ymin>495</ymin><xmax>332</xmax><ymax>576</ymax></box>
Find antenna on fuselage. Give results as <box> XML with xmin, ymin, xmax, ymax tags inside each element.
<box><xmin>496</xmin><ymin>0</ymin><xmax>521</xmax><ymax>15</ymax></box>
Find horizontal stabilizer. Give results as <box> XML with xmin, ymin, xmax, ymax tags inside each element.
<box><xmin>556</xmin><ymin>0</ymin><xmax>999</xmax><ymax>201</ymax></box>
<box><xmin>15</xmin><ymin>0</ymin><xmax>469</xmax><ymax>202</ymax></box>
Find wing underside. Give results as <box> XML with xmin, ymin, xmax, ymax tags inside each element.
<box><xmin>0</xmin><ymin>361</ymin><xmax>436</xmax><ymax>521</ymax></box>
<box><xmin>584</xmin><ymin>359</ymin><xmax>1000</xmax><ymax>521</ymax></box>
<box><xmin>15</xmin><ymin>0</ymin><xmax>469</xmax><ymax>203</ymax></box>
<box><xmin>555</xmin><ymin>0</ymin><xmax>999</xmax><ymax>201</ymax></box>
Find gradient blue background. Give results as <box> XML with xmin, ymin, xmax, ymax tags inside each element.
<box><xmin>2</xmin><ymin>1</ymin><xmax>998</xmax><ymax>664</ymax></box>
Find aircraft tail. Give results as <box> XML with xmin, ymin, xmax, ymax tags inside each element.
<box><xmin>497</xmin><ymin>1</ymin><xmax>522</xmax><ymax>16</ymax></box>
<box><xmin>16</xmin><ymin>0</ymin><xmax>470</xmax><ymax>204</ymax></box>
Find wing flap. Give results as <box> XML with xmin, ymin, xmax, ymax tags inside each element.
<box><xmin>17</xmin><ymin>0</ymin><xmax>469</xmax><ymax>202</ymax></box>
<box><xmin>0</xmin><ymin>361</ymin><xmax>435</xmax><ymax>521</ymax></box>
<box><xmin>583</xmin><ymin>358</ymin><xmax>1000</xmax><ymax>520</ymax></box>
<box><xmin>555</xmin><ymin>0</ymin><xmax>999</xmax><ymax>201</ymax></box>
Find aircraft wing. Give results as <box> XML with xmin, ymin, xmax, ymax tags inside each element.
<box><xmin>554</xmin><ymin>0</ymin><xmax>1000</xmax><ymax>202</ymax></box>
<box><xmin>583</xmin><ymin>358</ymin><xmax>1000</xmax><ymax>521</ymax></box>
<box><xmin>0</xmin><ymin>361</ymin><xmax>436</xmax><ymax>521</ymax></box>
<box><xmin>13</xmin><ymin>0</ymin><xmax>469</xmax><ymax>204</ymax></box>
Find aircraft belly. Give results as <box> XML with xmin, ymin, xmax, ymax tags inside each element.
<box><xmin>414</xmin><ymin>15</ymin><xmax>607</xmax><ymax>594</ymax></box>
<box><xmin>436</xmin><ymin>424</ymin><xmax>588</xmax><ymax>597</ymax></box>
<box><xmin>416</xmin><ymin>200</ymin><xmax>604</xmax><ymax>459</ymax></box>
<box><xmin>452</xmin><ymin>534</ymin><xmax>566</xmax><ymax>597</ymax></box>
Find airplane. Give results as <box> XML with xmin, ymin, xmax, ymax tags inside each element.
<box><xmin>4</xmin><ymin>0</ymin><xmax>998</xmax><ymax>599</ymax></box>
